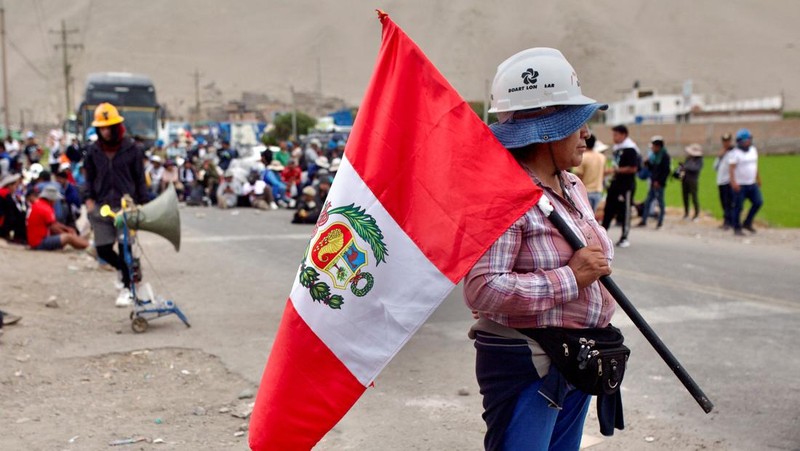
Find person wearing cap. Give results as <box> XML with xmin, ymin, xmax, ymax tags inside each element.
<box><xmin>84</xmin><ymin>102</ymin><xmax>148</xmax><ymax>307</ymax></box>
<box><xmin>637</xmin><ymin>136</ymin><xmax>671</xmax><ymax>229</ymax></box>
<box><xmin>679</xmin><ymin>143</ymin><xmax>704</xmax><ymax>221</ymax></box>
<box><xmin>464</xmin><ymin>48</ymin><xmax>619</xmax><ymax>450</ymax></box>
<box><xmin>714</xmin><ymin>133</ymin><xmax>736</xmax><ymax>229</ymax></box>
<box><xmin>601</xmin><ymin>125</ymin><xmax>640</xmax><ymax>248</ymax></box>
<box><xmin>729</xmin><ymin>128</ymin><xmax>762</xmax><ymax>235</ymax></box>
<box><xmin>26</xmin><ymin>185</ymin><xmax>89</xmax><ymax>251</ymax></box>
<box><xmin>0</xmin><ymin>173</ymin><xmax>27</xmax><ymax>243</ymax></box>
<box><xmin>572</xmin><ymin>134</ymin><xmax>607</xmax><ymax>213</ymax></box>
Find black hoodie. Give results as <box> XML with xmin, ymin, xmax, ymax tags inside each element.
<box><xmin>84</xmin><ymin>127</ymin><xmax>148</xmax><ymax>208</ymax></box>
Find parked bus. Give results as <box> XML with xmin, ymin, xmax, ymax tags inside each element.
<box><xmin>77</xmin><ymin>72</ymin><xmax>163</xmax><ymax>147</ymax></box>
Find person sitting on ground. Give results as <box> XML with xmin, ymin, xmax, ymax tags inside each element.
<box><xmin>292</xmin><ymin>186</ymin><xmax>321</xmax><ymax>224</ymax></box>
<box><xmin>161</xmin><ymin>160</ymin><xmax>180</xmax><ymax>194</ymax></box>
<box><xmin>54</xmin><ymin>166</ymin><xmax>81</xmax><ymax>227</ymax></box>
<box><xmin>216</xmin><ymin>169</ymin><xmax>242</xmax><ymax>209</ymax></box>
<box><xmin>216</xmin><ymin>140</ymin><xmax>238</xmax><ymax>171</ymax></box>
<box><xmin>262</xmin><ymin>160</ymin><xmax>289</xmax><ymax>207</ymax></box>
<box><xmin>179</xmin><ymin>159</ymin><xmax>200</xmax><ymax>204</ymax></box>
<box><xmin>281</xmin><ymin>159</ymin><xmax>302</xmax><ymax>205</ymax></box>
<box><xmin>198</xmin><ymin>158</ymin><xmax>221</xmax><ymax>206</ymax></box>
<box><xmin>244</xmin><ymin>169</ymin><xmax>277</xmax><ymax>210</ymax></box>
<box><xmin>26</xmin><ymin>185</ymin><xmax>89</xmax><ymax>251</ymax></box>
<box><xmin>316</xmin><ymin>174</ymin><xmax>333</xmax><ymax>205</ymax></box>
<box><xmin>274</xmin><ymin>140</ymin><xmax>291</xmax><ymax>166</ymax></box>
<box><xmin>0</xmin><ymin>173</ymin><xmax>27</xmax><ymax>244</ymax></box>
<box><xmin>147</xmin><ymin>156</ymin><xmax>165</xmax><ymax>198</ymax></box>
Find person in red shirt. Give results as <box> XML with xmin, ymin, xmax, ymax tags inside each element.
<box><xmin>27</xmin><ymin>185</ymin><xmax>89</xmax><ymax>251</ymax></box>
<box><xmin>281</xmin><ymin>158</ymin><xmax>302</xmax><ymax>201</ymax></box>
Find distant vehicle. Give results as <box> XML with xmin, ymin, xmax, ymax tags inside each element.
<box><xmin>76</xmin><ymin>72</ymin><xmax>164</xmax><ymax>147</ymax></box>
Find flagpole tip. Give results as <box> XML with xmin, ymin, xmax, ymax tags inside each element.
<box><xmin>375</xmin><ymin>9</ymin><xmax>389</xmax><ymax>22</ymax></box>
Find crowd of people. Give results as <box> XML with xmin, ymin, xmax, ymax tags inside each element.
<box><xmin>0</xmin><ymin>102</ymin><xmax>345</xmax><ymax>314</ymax></box>
<box><xmin>573</xmin><ymin>125</ymin><xmax>764</xmax><ymax>247</ymax></box>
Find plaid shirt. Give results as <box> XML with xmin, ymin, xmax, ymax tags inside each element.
<box><xmin>464</xmin><ymin>171</ymin><xmax>616</xmax><ymax>329</ymax></box>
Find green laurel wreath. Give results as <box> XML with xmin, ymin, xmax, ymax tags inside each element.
<box><xmin>299</xmin><ymin>263</ymin><xmax>344</xmax><ymax>309</ymax></box>
<box><xmin>328</xmin><ymin>204</ymin><xmax>388</xmax><ymax>265</ymax></box>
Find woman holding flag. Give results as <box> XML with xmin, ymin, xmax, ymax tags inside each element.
<box><xmin>465</xmin><ymin>48</ymin><xmax>620</xmax><ymax>450</ymax></box>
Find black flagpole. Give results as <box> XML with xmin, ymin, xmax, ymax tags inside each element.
<box><xmin>538</xmin><ymin>197</ymin><xmax>714</xmax><ymax>413</ymax></box>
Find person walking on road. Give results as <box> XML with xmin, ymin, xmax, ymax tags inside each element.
<box><xmin>714</xmin><ymin>133</ymin><xmax>735</xmax><ymax>229</ymax></box>
<box><xmin>84</xmin><ymin>103</ymin><xmax>149</xmax><ymax>307</ymax></box>
<box><xmin>602</xmin><ymin>125</ymin><xmax>639</xmax><ymax>247</ymax></box>
<box><xmin>637</xmin><ymin>136</ymin><xmax>671</xmax><ymax>229</ymax></box>
<box><xmin>465</xmin><ymin>47</ymin><xmax>623</xmax><ymax>451</ymax></box>
<box><xmin>729</xmin><ymin>128</ymin><xmax>762</xmax><ymax>235</ymax></box>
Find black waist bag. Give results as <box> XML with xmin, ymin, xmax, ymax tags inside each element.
<box><xmin>518</xmin><ymin>324</ymin><xmax>630</xmax><ymax>396</ymax></box>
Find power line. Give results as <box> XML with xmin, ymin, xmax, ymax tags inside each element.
<box><xmin>7</xmin><ymin>39</ymin><xmax>48</xmax><ymax>80</ymax></box>
<box><xmin>31</xmin><ymin>0</ymin><xmax>50</xmax><ymax>57</ymax></box>
<box><xmin>50</xmin><ymin>20</ymin><xmax>81</xmax><ymax>117</ymax></box>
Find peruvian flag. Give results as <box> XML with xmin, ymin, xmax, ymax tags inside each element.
<box><xmin>249</xmin><ymin>12</ymin><xmax>542</xmax><ymax>450</ymax></box>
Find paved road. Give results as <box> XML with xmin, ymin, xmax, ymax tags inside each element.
<box><xmin>70</xmin><ymin>206</ymin><xmax>799</xmax><ymax>450</ymax></box>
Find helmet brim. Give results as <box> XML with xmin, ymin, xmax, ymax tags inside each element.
<box><xmin>91</xmin><ymin>116</ymin><xmax>125</xmax><ymax>128</ymax></box>
<box><xmin>489</xmin><ymin>103</ymin><xmax>607</xmax><ymax>149</ymax></box>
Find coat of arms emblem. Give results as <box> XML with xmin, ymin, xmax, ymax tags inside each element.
<box><xmin>299</xmin><ymin>203</ymin><xmax>388</xmax><ymax>309</ymax></box>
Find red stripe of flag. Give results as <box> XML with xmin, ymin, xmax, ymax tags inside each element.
<box><xmin>250</xmin><ymin>300</ymin><xmax>365</xmax><ymax>451</ymax></box>
<box><xmin>346</xmin><ymin>15</ymin><xmax>541</xmax><ymax>284</ymax></box>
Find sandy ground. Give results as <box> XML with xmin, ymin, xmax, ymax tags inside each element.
<box><xmin>0</xmin><ymin>247</ymin><xmax>258</xmax><ymax>449</ymax></box>
<box><xmin>1</xmin><ymin>211</ymin><xmax>798</xmax><ymax>450</ymax></box>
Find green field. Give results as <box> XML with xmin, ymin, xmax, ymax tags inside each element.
<box><xmin>634</xmin><ymin>153</ymin><xmax>800</xmax><ymax>228</ymax></box>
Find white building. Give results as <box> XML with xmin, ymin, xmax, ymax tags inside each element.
<box><xmin>604</xmin><ymin>87</ymin><xmax>703</xmax><ymax>125</ymax></box>
<box><xmin>604</xmin><ymin>85</ymin><xmax>783</xmax><ymax>125</ymax></box>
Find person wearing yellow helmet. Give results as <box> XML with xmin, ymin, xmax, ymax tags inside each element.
<box><xmin>84</xmin><ymin>102</ymin><xmax>149</xmax><ymax>307</ymax></box>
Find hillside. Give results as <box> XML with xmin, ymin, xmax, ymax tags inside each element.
<box><xmin>5</xmin><ymin>0</ymin><xmax>800</xmax><ymax>125</ymax></box>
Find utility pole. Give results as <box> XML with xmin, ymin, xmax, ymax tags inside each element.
<box><xmin>191</xmin><ymin>69</ymin><xmax>201</xmax><ymax>125</ymax></box>
<box><xmin>51</xmin><ymin>20</ymin><xmax>82</xmax><ymax>120</ymax></box>
<box><xmin>1</xmin><ymin>5</ymin><xmax>10</xmax><ymax>137</ymax></box>
<box><xmin>290</xmin><ymin>85</ymin><xmax>297</xmax><ymax>140</ymax></box>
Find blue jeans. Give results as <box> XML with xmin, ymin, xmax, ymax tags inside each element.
<box><xmin>586</xmin><ymin>192</ymin><xmax>602</xmax><ymax>213</ymax></box>
<box><xmin>733</xmin><ymin>184</ymin><xmax>763</xmax><ymax>230</ymax></box>
<box><xmin>504</xmin><ymin>379</ymin><xmax>591</xmax><ymax>451</ymax></box>
<box><xmin>641</xmin><ymin>185</ymin><xmax>665</xmax><ymax>226</ymax></box>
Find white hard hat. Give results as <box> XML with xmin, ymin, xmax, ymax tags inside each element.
<box><xmin>489</xmin><ymin>48</ymin><xmax>601</xmax><ymax>113</ymax></box>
